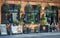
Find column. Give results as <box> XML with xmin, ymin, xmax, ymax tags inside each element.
<box><xmin>0</xmin><ymin>3</ymin><xmax>3</xmax><ymax>24</ymax></box>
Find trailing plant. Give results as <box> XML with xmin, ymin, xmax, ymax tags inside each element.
<box><xmin>41</xmin><ymin>14</ymin><xmax>47</xmax><ymax>25</ymax></box>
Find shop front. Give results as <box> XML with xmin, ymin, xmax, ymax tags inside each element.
<box><xmin>0</xmin><ymin>0</ymin><xmax>60</xmax><ymax>35</ymax></box>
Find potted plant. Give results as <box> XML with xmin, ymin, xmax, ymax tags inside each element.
<box><xmin>34</xmin><ymin>4</ymin><xmax>41</xmax><ymax>24</ymax></box>
<box><xmin>13</xmin><ymin>21</ymin><xmax>20</xmax><ymax>25</ymax></box>
<box><xmin>15</xmin><ymin>3</ymin><xmax>21</xmax><ymax>9</ymax></box>
<box><xmin>45</xmin><ymin>4</ymin><xmax>52</xmax><ymax>11</ymax></box>
<box><xmin>51</xmin><ymin>13</ymin><xmax>56</xmax><ymax>17</ymax></box>
<box><xmin>40</xmin><ymin>14</ymin><xmax>48</xmax><ymax>32</ymax></box>
<box><xmin>24</xmin><ymin>3</ymin><xmax>33</xmax><ymax>24</ymax></box>
<box><xmin>36</xmin><ymin>4</ymin><xmax>41</xmax><ymax>10</ymax></box>
<box><xmin>25</xmin><ymin>3</ymin><xmax>33</xmax><ymax>13</ymax></box>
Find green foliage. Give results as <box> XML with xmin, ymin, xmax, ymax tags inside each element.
<box><xmin>15</xmin><ymin>4</ymin><xmax>21</xmax><ymax>9</ymax></box>
<box><xmin>1</xmin><ymin>20</ymin><xmax>9</xmax><ymax>24</ymax></box>
<box><xmin>26</xmin><ymin>3</ymin><xmax>33</xmax><ymax>11</ymax></box>
<box><xmin>13</xmin><ymin>21</ymin><xmax>19</xmax><ymax>25</ymax></box>
<box><xmin>51</xmin><ymin>14</ymin><xmax>56</xmax><ymax>17</ymax></box>
<box><xmin>21</xmin><ymin>14</ymin><xmax>24</xmax><ymax>19</ymax></box>
<box><xmin>36</xmin><ymin>4</ymin><xmax>41</xmax><ymax>10</ymax></box>
<box><xmin>41</xmin><ymin>14</ymin><xmax>47</xmax><ymax>25</ymax></box>
<box><xmin>42</xmin><ymin>20</ymin><xmax>46</xmax><ymax>25</ymax></box>
<box><xmin>1</xmin><ymin>20</ymin><xmax>6</xmax><ymax>24</ymax></box>
<box><xmin>3</xmin><ymin>3</ymin><xmax>9</xmax><ymax>12</ymax></box>
<box><xmin>42</xmin><ymin>14</ymin><xmax>46</xmax><ymax>20</ymax></box>
<box><xmin>45</xmin><ymin>4</ymin><xmax>52</xmax><ymax>10</ymax></box>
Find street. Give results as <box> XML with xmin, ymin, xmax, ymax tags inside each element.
<box><xmin>0</xmin><ymin>32</ymin><xmax>60</xmax><ymax>38</ymax></box>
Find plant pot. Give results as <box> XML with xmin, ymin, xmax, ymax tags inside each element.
<box><xmin>40</xmin><ymin>25</ymin><xmax>48</xmax><ymax>33</ymax></box>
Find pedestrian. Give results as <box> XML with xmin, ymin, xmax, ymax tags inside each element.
<box><xmin>23</xmin><ymin>24</ymin><xmax>27</xmax><ymax>34</ymax></box>
<box><xmin>55</xmin><ymin>23</ymin><xmax>59</xmax><ymax>32</ymax></box>
<box><xmin>59</xmin><ymin>24</ymin><xmax>60</xmax><ymax>31</ymax></box>
<box><xmin>6</xmin><ymin>23</ymin><xmax>11</xmax><ymax>35</ymax></box>
<box><xmin>51</xmin><ymin>23</ymin><xmax>56</xmax><ymax>32</ymax></box>
<box><xmin>46</xmin><ymin>22</ymin><xmax>50</xmax><ymax>32</ymax></box>
<box><xmin>0</xmin><ymin>26</ymin><xmax>1</xmax><ymax>35</ymax></box>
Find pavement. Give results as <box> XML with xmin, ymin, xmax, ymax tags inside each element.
<box><xmin>0</xmin><ymin>32</ymin><xmax>60</xmax><ymax>38</ymax></box>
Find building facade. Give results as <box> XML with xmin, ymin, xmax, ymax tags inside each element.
<box><xmin>0</xmin><ymin>0</ymin><xmax>60</xmax><ymax>31</ymax></box>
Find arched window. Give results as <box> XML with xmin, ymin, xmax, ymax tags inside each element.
<box><xmin>1</xmin><ymin>3</ymin><xmax>21</xmax><ymax>24</ymax></box>
<box><xmin>44</xmin><ymin>4</ymin><xmax>58</xmax><ymax>24</ymax></box>
<box><xmin>24</xmin><ymin>3</ymin><xmax>41</xmax><ymax>24</ymax></box>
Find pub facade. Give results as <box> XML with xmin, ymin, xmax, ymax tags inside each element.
<box><xmin>0</xmin><ymin>0</ymin><xmax>60</xmax><ymax>34</ymax></box>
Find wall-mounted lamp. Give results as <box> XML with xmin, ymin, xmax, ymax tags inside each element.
<box><xmin>42</xmin><ymin>7</ymin><xmax>44</xmax><ymax>10</ymax></box>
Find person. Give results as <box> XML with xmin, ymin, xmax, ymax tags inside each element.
<box><xmin>0</xmin><ymin>26</ymin><xmax>1</xmax><ymax>35</ymax></box>
<box><xmin>38</xmin><ymin>23</ymin><xmax>40</xmax><ymax>32</ymax></box>
<box><xmin>51</xmin><ymin>23</ymin><xmax>56</xmax><ymax>32</ymax></box>
<box><xmin>58</xmin><ymin>24</ymin><xmax>60</xmax><ymax>32</ymax></box>
<box><xmin>55</xmin><ymin>23</ymin><xmax>59</xmax><ymax>32</ymax></box>
<box><xmin>17</xmin><ymin>24</ymin><xmax>23</xmax><ymax>34</ymax></box>
<box><xmin>46</xmin><ymin>22</ymin><xmax>50</xmax><ymax>32</ymax></box>
<box><xmin>6</xmin><ymin>23</ymin><xmax>11</xmax><ymax>35</ymax></box>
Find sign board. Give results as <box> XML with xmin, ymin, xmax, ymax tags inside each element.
<box><xmin>8</xmin><ymin>9</ymin><xmax>19</xmax><ymax>13</ymax></box>
<box><xmin>0</xmin><ymin>24</ymin><xmax>7</xmax><ymax>35</ymax></box>
<box><xmin>11</xmin><ymin>24</ymin><xmax>23</xmax><ymax>34</ymax></box>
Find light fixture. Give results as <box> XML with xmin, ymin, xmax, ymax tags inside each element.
<box><xmin>42</xmin><ymin>7</ymin><xmax>44</xmax><ymax>10</ymax></box>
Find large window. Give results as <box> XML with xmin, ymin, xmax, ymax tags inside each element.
<box><xmin>24</xmin><ymin>4</ymin><xmax>41</xmax><ymax>24</ymax></box>
<box><xmin>44</xmin><ymin>6</ymin><xmax>58</xmax><ymax>24</ymax></box>
<box><xmin>32</xmin><ymin>5</ymin><xmax>40</xmax><ymax>23</ymax></box>
<box><xmin>1</xmin><ymin>3</ymin><xmax>20</xmax><ymax>24</ymax></box>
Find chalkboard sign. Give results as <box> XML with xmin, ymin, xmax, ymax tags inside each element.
<box><xmin>11</xmin><ymin>24</ymin><xmax>23</xmax><ymax>34</ymax></box>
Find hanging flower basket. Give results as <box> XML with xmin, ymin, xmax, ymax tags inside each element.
<box><xmin>15</xmin><ymin>3</ymin><xmax>21</xmax><ymax>9</ymax></box>
<box><xmin>45</xmin><ymin>4</ymin><xmax>52</xmax><ymax>11</ymax></box>
<box><xmin>25</xmin><ymin>3</ymin><xmax>33</xmax><ymax>12</ymax></box>
<box><xmin>36</xmin><ymin>4</ymin><xmax>41</xmax><ymax>10</ymax></box>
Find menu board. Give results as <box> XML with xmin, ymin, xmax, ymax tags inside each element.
<box><xmin>11</xmin><ymin>24</ymin><xmax>23</xmax><ymax>34</ymax></box>
<box><xmin>0</xmin><ymin>24</ymin><xmax>7</xmax><ymax>35</ymax></box>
